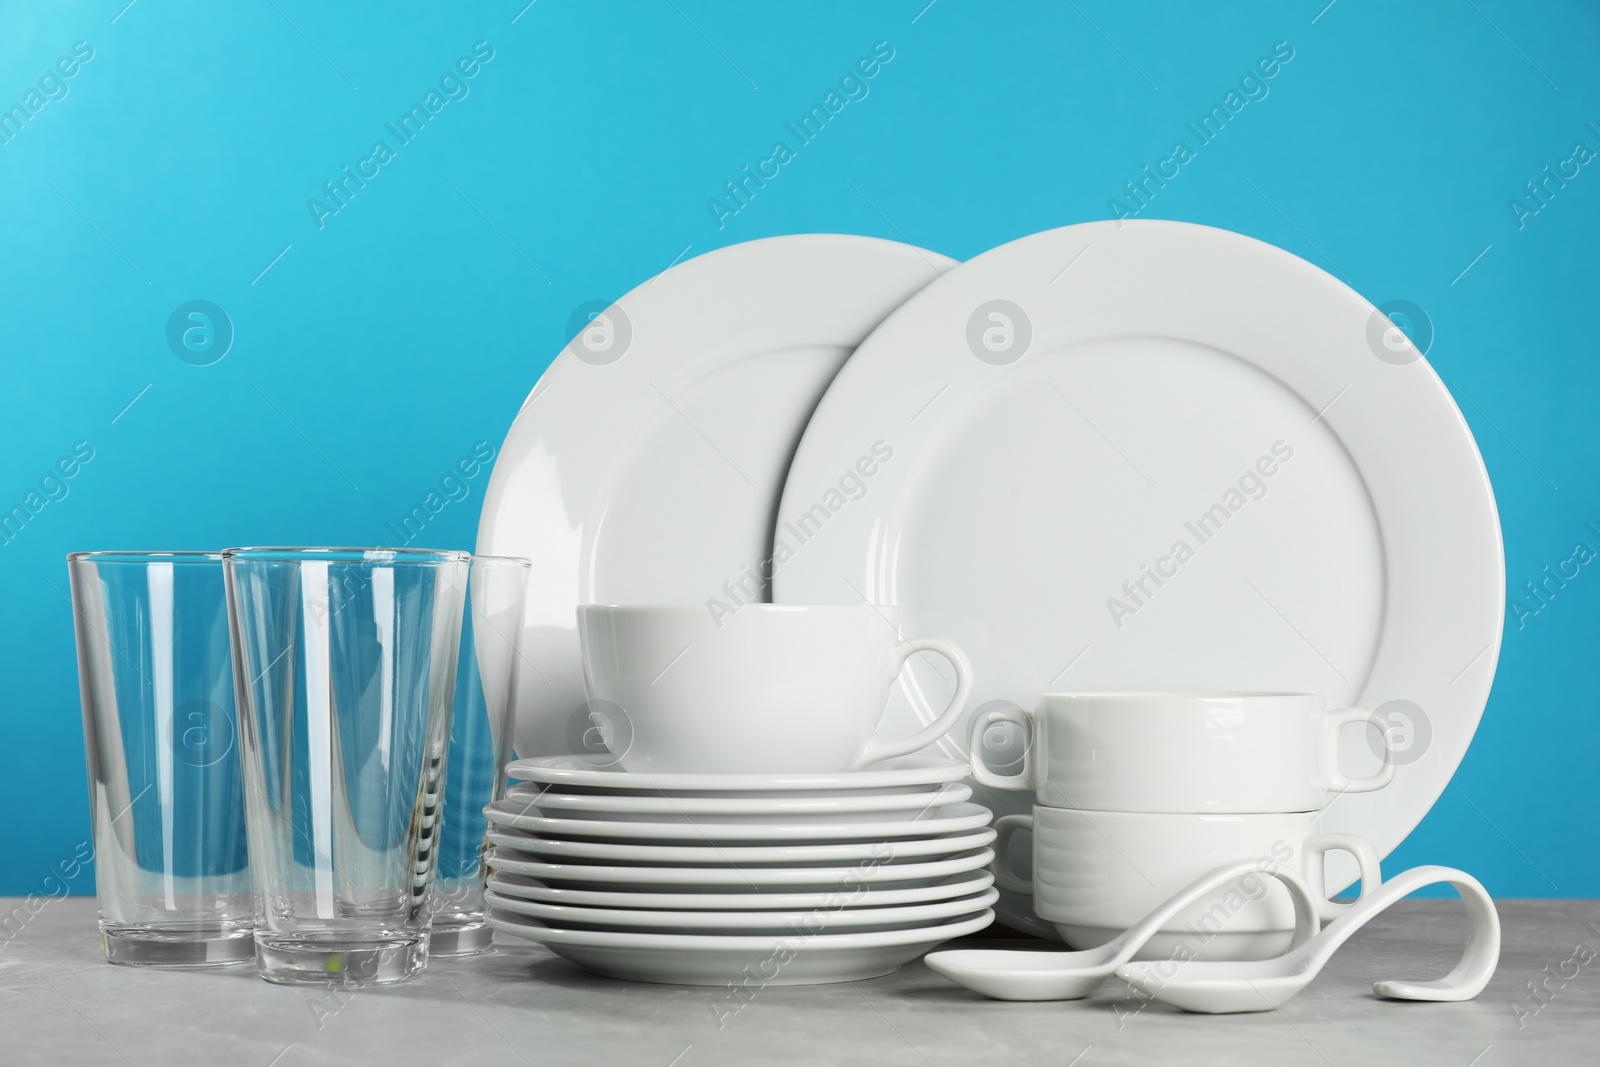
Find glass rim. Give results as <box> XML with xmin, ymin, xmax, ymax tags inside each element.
<box><xmin>67</xmin><ymin>550</ymin><xmax>225</xmax><ymax>563</ymax></box>
<box><xmin>222</xmin><ymin>546</ymin><xmax>470</xmax><ymax>564</ymax></box>
<box><xmin>470</xmin><ymin>554</ymin><xmax>531</xmax><ymax>568</ymax></box>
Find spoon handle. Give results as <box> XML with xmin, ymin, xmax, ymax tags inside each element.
<box><xmin>1311</xmin><ymin>865</ymin><xmax>1500</xmax><ymax>1001</ymax></box>
<box><xmin>1101</xmin><ymin>859</ymin><xmax>1324</xmax><ymax>966</ymax></box>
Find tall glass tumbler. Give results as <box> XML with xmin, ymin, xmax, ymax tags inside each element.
<box><xmin>225</xmin><ymin>547</ymin><xmax>469</xmax><ymax>985</ymax></box>
<box><xmin>68</xmin><ymin>551</ymin><xmax>254</xmax><ymax>966</ymax></box>
<box><xmin>430</xmin><ymin>555</ymin><xmax>530</xmax><ymax>956</ymax></box>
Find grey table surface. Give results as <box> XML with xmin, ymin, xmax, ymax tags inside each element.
<box><xmin>1</xmin><ymin>898</ymin><xmax>1595</xmax><ymax>1066</ymax></box>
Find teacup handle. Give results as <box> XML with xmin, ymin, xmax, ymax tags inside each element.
<box><xmin>1322</xmin><ymin>707</ymin><xmax>1397</xmax><ymax>794</ymax></box>
<box><xmin>1302</xmin><ymin>832</ymin><xmax>1382</xmax><ymax>921</ymax></box>
<box><xmin>966</xmin><ymin>705</ymin><xmax>1034</xmax><ymax>790</ymax></box>
<box><xmin>852</xmin><ymin>636</ymin><xmax>974</xmax><ymax>768</ymax></box>
<box><xmin>990</xmin><ymin>813</ymin><xmax>1034</xmax><ymax>895</ymax></box>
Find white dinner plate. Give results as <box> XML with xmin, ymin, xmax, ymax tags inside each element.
<box><xmin>482</xmin><ymin>886</ymin><xmax>999</xmax><ymax>933</ymax></box>
<box><xmin>504</xmin><ymin>754</ymin><xmax>969</xmax><ymax>794</ymax></box>
<box><xmin>476</xmin><ymin>235</ymin><xmax>957</xmax><ymax>762</ymax></box>
<box><xmin>484</xmin><ymin>826</ymin><xmax>997</xmax><ymax>865</ymax></box>
<box><xmin>485</xmin><ymin>908</ymin><xmax>993</xmax><ymax>986</ymax></box>
<box><xmin>501</xmin><ymin>781</ymin><xmax>973</xmax><ymax>819</ymax></box>
<box><xmin>484</xmin><ymin>869</ymin><xmax>995</xmax><ymax>910</ymax></box>
<box><xmin>483</xmin><ymin>800</ymin><xmax>993</xmax><ymax>842</ymax></box>
<box><xmin>483</xmin><ymin>846</ymin><xmax>994</xmax><ymax>888</ymax></box>
<box><xmin>773</xmin><ymin>220</ymin><xmax>1503</xmax><ymax>939</ymax></box>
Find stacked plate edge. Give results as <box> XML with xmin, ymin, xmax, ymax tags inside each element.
<box><xmin>481</xmin><ymin>756</ymin><xmax>996</xmax><ymax>985</ymax></box>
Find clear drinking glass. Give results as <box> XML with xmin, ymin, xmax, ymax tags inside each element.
<box><xmin>430</xmin><ymin>555</ymin><xmax>530</xmax><ymax>956</ymax></box>
<box><xmin>68</xmin><ymin>551</ymin><xmax>254</xmax><ymax>966</ymax></box>
<box><xmin>225</xmin><ymin>547</ymin><xmax>469</xmax><ymax>985</ymax></box>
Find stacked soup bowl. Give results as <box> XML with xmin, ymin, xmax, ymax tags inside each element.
<box><xmin>481</xmin><ymin>605</ymin><xmax>997</xmax><ymax>984</ymax></box>
<box><xmin>972</xmin><ymin>691</ymin><xmax>1396</xmax><ymax>961</ymax></box>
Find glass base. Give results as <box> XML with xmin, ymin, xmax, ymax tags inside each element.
<box><xmin>255</xmin><ymin>934</ymin><xmax>428</xmax><ymax>986</ymax></box>
<box><xmin>428</xmin><ymin>920</ymin><xmax>493</xmax><ymax>957</ymax></box>
<box><xmin>101</xmin><ymin>923</ymin><xmax>256</xmax><ymax>967</ymax></box>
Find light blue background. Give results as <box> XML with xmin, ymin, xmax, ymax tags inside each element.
<box><xmin>1</xmin><ymin>0</ymin><xmax>1595</xmax><ymax>898</ymax></box>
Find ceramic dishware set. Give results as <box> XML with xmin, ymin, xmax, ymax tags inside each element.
<box><xmin>472</xmin><ymin>224</ymin><xmax>1504</xmax><ymax>1008</ymax></box>
<box><xmin>971</xmin><ymin>690</ymin><xmax>1392</xmax><ymax>961</ymax></box>
<box><xmin>477</xmin><ymin>604</ymin><xmax>999</xmax><ymax>984</ymax></box>
<box><xmin>927</xmin><ymin>689</ymin><xmax>1500</xmax><ymax>1009</ymax></box>
<box><xmin>70</xmin><ymin>222</ymin><xmax>1506</xmax><ymax>1012</ymax></box>
<box><xmin>481</xmin><ymin>760</ymin><xmax>997</xmax><ymax>986</ymax></box>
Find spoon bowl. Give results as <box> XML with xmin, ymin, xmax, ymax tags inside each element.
<box><xmin>925</xmin><ymin>947</ymin><xmax>1130</xmax><ymax>1002</ymax></box>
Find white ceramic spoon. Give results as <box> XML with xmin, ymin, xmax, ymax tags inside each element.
<box><xmin>923</xmin><ymin>860</ymin><xmax>1321</xmax><ymax>1001</ymax></box>
<box><xmin>1116</xmin><ymin>865</ymin><xmax>1499</xmax><ymax>1014</ymax></box>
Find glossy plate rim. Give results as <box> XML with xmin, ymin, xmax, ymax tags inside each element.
<box><xmin>481</xmin><ymin>799</ymin><xmax>993</xmax><ymax>841</ymax></box>
<box><xmin>504</xmin><ymin>754</ymin><xmax>970</xmax><ymax>792</ymax></box>
<box><xmin>483</xmin><ymin>825</ymin><xmax>998</xmax><ymax>864</ymax></box>
<box><xmin>481</xmin><ymin>885</ymin><xmax>1000</xmax><ymax>930</ymax></box>
<box><xmin>501</xmin><ymin>781</ymin><xmax>974</xmax><ymax>816</ymax></box>
<box><xmin>483</xmin><ymin>846</ymin><xmax>995</xmax><ymax>886</ymax></box>
<box><xmin>484</xmin><ymin>869</ymin><xmax>996</xmax><ymax>910</ymax></box>
<box><xmin>486</xmin><ymin>907</ymin><xmax>994</xmax><ymax>950</ymax></box>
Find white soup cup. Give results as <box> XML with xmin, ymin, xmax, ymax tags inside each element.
<box><xmin>993</xmin><ymin>806</ymin><xmax>1382</xmax><ymax>961</ymax></box>
<box><xmin>578</xmin><ymin>604</ymin><xmax>972</xmax><ymax>774</ymax></box>
<box><xmin>971</xmin><ymin>690</ymin><xmax>1394</xmax><ymax>813</ymax></box>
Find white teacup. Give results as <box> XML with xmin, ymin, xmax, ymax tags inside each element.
<box><xmin>971</xmin><ymin>691</ymin><xmax>1395</xmax><ymax>813</ymax></box>
<box><xmin>577</xmin><ymin>605</ymin><xmax>973</xmax><ymax>774</ymax></box>
<box><xmin>993</xmin><ymin>806</ymin><xmax>1382</xmax><ymax>961</ymax></box>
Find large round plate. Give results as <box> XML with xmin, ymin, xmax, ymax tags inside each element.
<box><xmin>484</xmin><ymin>826</ymin><xmax>997</xmax><ymax>865</ymax></box>
<box><xmin>483</xmin><ymin>846</ymin><xmax>994</xmax><ymax>888</ymax></box>
<box><xmin>483</xmin><ymin>800</ymin><xmax>993</xmax><ymax>842</ymax></box>
<box><xmin>501</xmin><ymin>781</ymin><xmax>973</xmax><ymax>819</ymax></box>
<box><xmin>485</xmin><ymin>908</ymin><xmax>993</xmax><ymax>985</ymax></box>
<box><xmin>485</xmin><ymin>869</ymin><xmax>995</xmax><ymax>910</ymax></box>
<box><xmin>504</xmin><ymin>754</ymin><xmax>968</xmax><ymax>794</ymax></box>
<box><xmin>483</xmin><ymin>885</ymin><xmax>998</xmax><ymax>933</ymax></box>
<box><xmin>477</xmin><ymin>235</ymin><xmax>957</xmax><ymax>761</ymax></box>
<box><xmin>773</xmin><ymin>220</ymin><xmax>1503</xmax><ymax>939</ymax></box>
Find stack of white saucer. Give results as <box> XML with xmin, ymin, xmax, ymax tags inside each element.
<box><xmin>483</xmin><ymin>755</ymin><xmax>996</xmax><ymax>985</ymax></box>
